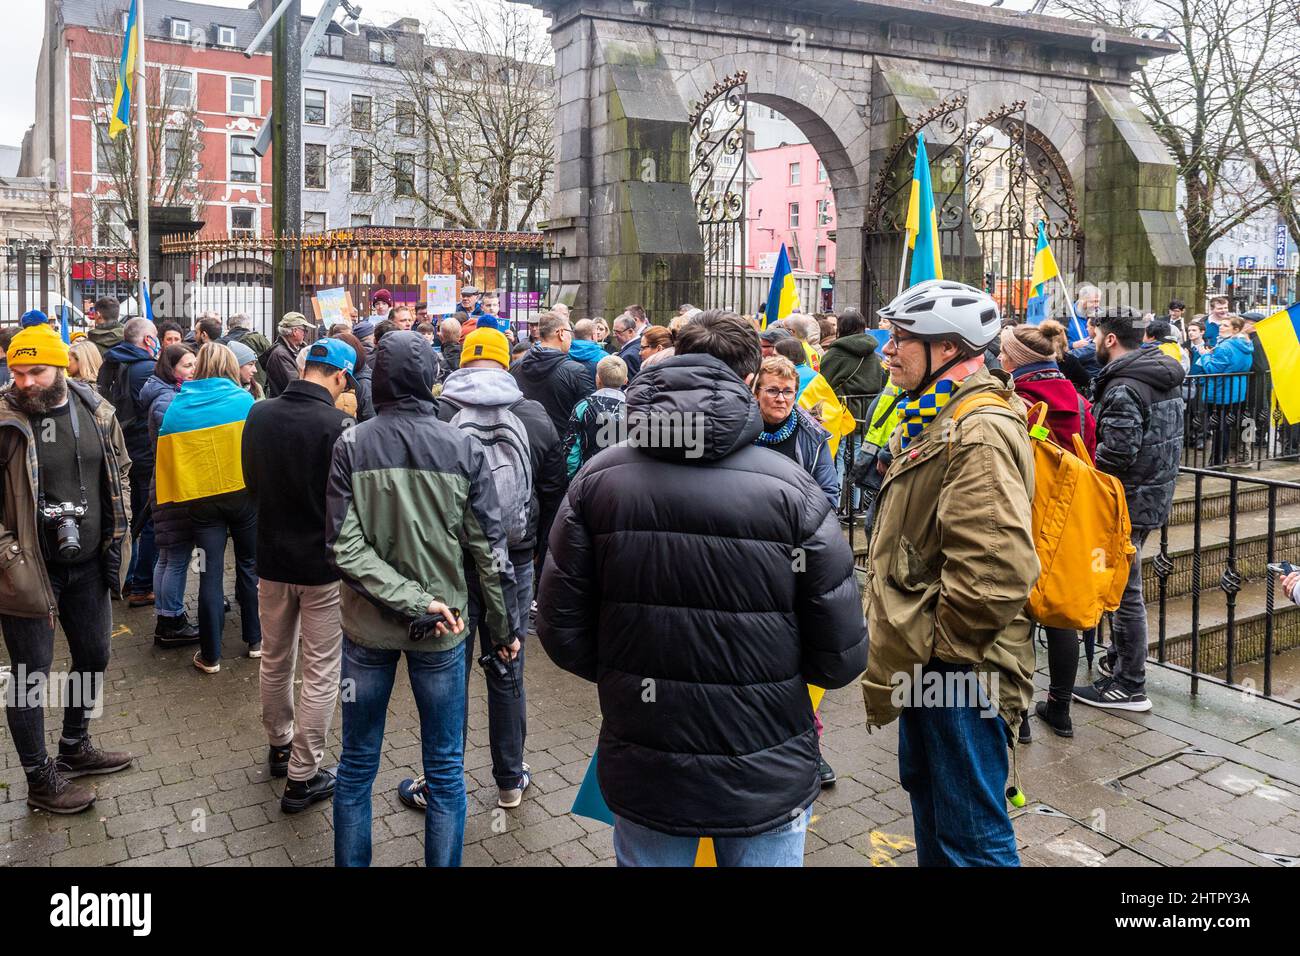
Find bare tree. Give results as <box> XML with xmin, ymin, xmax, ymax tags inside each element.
<box><xmin>1052</xmin><ymin>0</ymin><xmax>1300</xmax><ymax>306</ymax></box>
<box><xmin>358</xmin><ymin>0</ymin><xmax>554</xmax><ymax>231</ymax></box>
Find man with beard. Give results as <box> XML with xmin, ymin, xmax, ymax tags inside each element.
<box><xmin>0</xmin><ymin>325</ymin><xmax>135</xmax><ymax>814</ymax></box>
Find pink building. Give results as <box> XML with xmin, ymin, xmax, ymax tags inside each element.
<box><xmin>747</xmin><ymin>142</ymin><xmax>836</xmax><ymax>278</ymax></box>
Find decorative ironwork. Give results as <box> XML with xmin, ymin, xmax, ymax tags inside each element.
<box><xmin>861</xmin><ymin>97</ymin><xmax>1083</xmax><ymax>323</ymax></box>
<box><xmin>690</xmin><ymin>71</ymin><xmax>749</xmax><ymax>313</ymax></box>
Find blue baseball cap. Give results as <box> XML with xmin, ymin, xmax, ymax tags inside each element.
<box><xmin>306</xmin><ymin>337</ymin><xmax>357</xmax><ymax>385</ymax></box>
<box><xmin>20</xmin><ymin>309</ymin><xmax>49</xmax><ymax>328</ymax></box>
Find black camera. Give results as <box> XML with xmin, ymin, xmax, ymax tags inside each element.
<box><xmin>408</xmin><ymin>607</ymin><xmax>460</xmax><ymax>642</ymax></box>
<box><xmin>478</xmin><ymin>652</ymin><xmax>510</xmax><ymax>680</ymax></box>
<box><xmin>41</xmin><ymin>501</ymin><xmax>86</xmax><ymax>560</ymax></box>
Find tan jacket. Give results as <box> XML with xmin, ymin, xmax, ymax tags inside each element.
<box><xmin>861</xmin><ymin>367</ymin><xmax>1038</xmax><ymax>730</ymax></box>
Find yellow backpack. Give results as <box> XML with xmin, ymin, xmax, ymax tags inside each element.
<box><xmin>953</xmin><ymin>395</ymin><xmax>1135</xmax><ymax>630</ymax></box>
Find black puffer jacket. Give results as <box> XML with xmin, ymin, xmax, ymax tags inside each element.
<box><xmin>510</xmin><ymin>344</ymin><xmax>591</xmax><ymax>435</ymax></box>
<box><xmin>1093</xmin><ymin>346</ymin><xmax>1186</xmax><ymax>529</ymax></box>
<box><xmin>537</xmin><ymin>353</ymin><xmax>868</xmax><ymax>837</ymax></box>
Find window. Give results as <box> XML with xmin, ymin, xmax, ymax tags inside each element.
<box><xmin>94</xmin><ymin>123</ymin><xmax>113</xmax><ymax>173</ymax></box>
<box><xmin>303</xmin><ymin>211</ymin><xmax>326</xmax><ymax>232</ymax></box>
<box><xmin>93</xmin><ymin>60</ymin><xmax>117</xmax><ymax>102</ymax></box>
<box><xmin>351</xmin><ymin>94</ymin><xmax>372</xmax><ymax>131</ymax></box>
<box><xmin>788</xmin><ymin>202</ymin><xmax>799</xmax><ymax>228</ymax></box>
<box><xmin>217</xmin><ymin>26</ymin><xmax>237</xmax><ymax>47</ymax></box>
<box><xmin>432</xmin><ymin>58</ymin><xmax>448</xmax><ymax>77</ymax></box>
<box><xmin>394</xmin><ymin>216</ymin><xmax>415</xmax><ymax>228</ymax></box>
<box><xmin>324</xmin><ymin>33</ymin><xmax>344</xmax><ymax>58</ymax></box>
<box><xmin>368</xmin><ymin>39</ymin><xmax>395</xmax><ymax>64</ymax></box>
<box><xmin>396</xmin><ymin>100</ymin><xmax>416</xmax><ymax>135</ymax></box>
<box><xmin>304</xmin><ymin>143</ymin><xmax>327</xmax><ymax>189</ymax></box>
<box><xmin>788</xmin><ymin>162</ymin><xmax>800</xmax><ymax>186</ymax></box>
<box><xmin>394</xmin><ymin>153</ymin><xmax>416</xmax><ymax>197</ymax></box>
<box><xmin>230</xmin><ymin>207</ymin><xmax>256</xmax><ymax>238</ymax></box>
<box><xmin>350</xmin><ymin>214</ymin><xmax>372</xmax><ymax>227</ymax></box>
<box><xmin>163</xmin><ymin>70</ymin><xmax>193</xmax><ymax>109</ymax></box>
<box><xmin>229</xmin><ymin>77</ymin><xmax>257</xmax><ymax>115</ymax></box>
<box><xmin>816</xmin><ymin>245</ymin><xmax>827</xmax><ymax>273</ymax></box>
<box><xmin>230</xmin><ymin>135</ymin><xmax>257</xmax><ymax>182</ymax></box>
<box><xmin>817</xmin><ymin>199</ymin><xmax>831</xmax><ymax>225</ymax></box>
<box><xmin>163</xmin><ymin>128</ymin><xmax>184</xmax><ymax>175</ymax></box>
<box><xmin>303</xmin><ymin>89</ymin><xmax>326</xmax><ymax>126</ymax></box>
<box><xmin>95</xmin><ymin>202</ymin><xmax>128</xmax><ymax>246</ymax></box>
<box><xmin>351</xmin><ymin>148</ymin><xmax>372</xmax><ymax>193</ymax></box>
<box><xmin>817</xmin><ymin>159</ymin><xmax>827</xmax><ymax>183</ymax></box>
<box><xmin>170</xmin><ymin>18</ymin><xmax>190</xmax><ymax>41</ymax></box>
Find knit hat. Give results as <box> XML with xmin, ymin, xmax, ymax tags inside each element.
<box><xmin>7</xmin><ymin>323</ymin><xmax>69</xmax><ymax>368</ymax></box>
<box><xmin>371</xmin><ymin>288</ymin><xmax>393</xmax><ymax>306</ymax></box>
<box><xmin>20</xmin><ymin>309</ymin><xmax>49</xmax><ymax>328</ymax></box>
<box><xmin>460</xmin><ymin>328</ymin><xmax>510</xmax><ymax>370</ymax></box>
<box><xmin>1000</xmin><ymin>325</ymin><xmax>1056</xmax><ymax>369</ymax></box>
<box><xmin>352</xmin><ymin>319</ymin><xmax>376</xmax><ymax>339</ymax></box>
<box><xmin>227</xmin><ymin>340</ymin><xmax>257</xmax><ymax>367</ymax></box>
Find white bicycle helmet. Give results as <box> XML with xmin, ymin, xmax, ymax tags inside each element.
<box><xmin>878</xmin><ymin>279</ymin><xmax>1001</xmax><ymax>353</ymax></box>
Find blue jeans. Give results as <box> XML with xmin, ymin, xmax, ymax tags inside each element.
<box><xmin>152</xmin><ymin>544</ymin><xmax>191</xmax><ymax>618</ymax></box>
<box><xmin>613</xmin><ymin>808</ymin><xmax>809</xmax><ymax>867</ymax></box>
<box><xmin>897</xmin><ymin>662</ymin><xmax>1019</xmax><ymax>867</ymax></box>
<box><xmin>190</xmin><ymin>495</ymin><xmax>259</xmax><ymax>663</ymax></box>
<box><xmin>464</xmin><ymin>557</ymin><xmax>532</xmax><ymax>789</ymax></box>
<box><xmin>334</xmin><ymin>636</ymin><xmax>468</xmax><ymax>867</ymax></box>
<box><xmin>125</xmin><ymin>462</ymin><xmax>156</xmax><ymax>595</ymax></box>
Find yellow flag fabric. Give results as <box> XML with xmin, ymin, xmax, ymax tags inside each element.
<box><xmin>799</xmin><ymin>372</ymin><xmax>857</xmax><ymax>458</ymax></box>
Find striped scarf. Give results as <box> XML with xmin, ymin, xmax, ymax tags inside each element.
<box><xmin>897</xmin><ymin>378</ymin><xmax>962</xmax><ymax>449</ymax></box>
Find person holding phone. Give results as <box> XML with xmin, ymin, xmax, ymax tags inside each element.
<box><xmin>1275</xmin><ymin>562</ymin><xmax>1300</xmax><ymax>607</ymax></box>
<box><xmin>325</xmin><ymin>331</ymin><xmax>521</xmax><ymax>867</ymax></box>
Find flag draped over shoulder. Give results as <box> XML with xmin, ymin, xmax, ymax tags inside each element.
<box><xmin>1026</xmin><ymin>220</ymin><xmax>1059</xmax><ymax>326</ymax></box>
<box><xmin>1255</xmin><ymin>302</ymin><xmax>1300</xmax><ymax>424</ymax></box>
<box><xmin>763</xmin><ymin>244</ymin><xmax>800</xmax><ymax>331</ymax></box>
<box><xmin>797</xmin><ymin>368</ymin><xmax>857</xmax><ymax>458</ymax></box>
<box><xmin>155</xmin><ymin>378</ymin><xmax>255</xmax><ymax>504</ymax></box>
<box><xmin>110</xmin><ymin>0</ymin><xmax>139</xmax><ymax>139</ymax></box>
<box><xmin>905</xmin><ymin>132</ymin><xmax>943</xmax><ymax>286</ymax></box>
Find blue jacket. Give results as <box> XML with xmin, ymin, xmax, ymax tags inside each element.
<box><xmin>793</xmin><ymin>408</ymin><xmax>839</xmax><ymax>508</ymax></box>
<box><xmin>1068</xmin><ymin>342</ymin><xmax>1101</xmax><ymax>384</ymax></box>
<box><xmin>568</xmin><ymin>338</ymin><xmax>606</xmax><ymax>388</ymax></box>
<box><xmin>1192</xmin><ymin>335</ymin><xmax>1253</xmax><ymax>405</ymax></box>
<box><xmin>97</xmin><ymin>341</ymin><xmax>157</xmax><ymax>467</ymax></box>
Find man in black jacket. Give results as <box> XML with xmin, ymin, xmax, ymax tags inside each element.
<box><xmin>510</xmin><ymin>311</ymin><xmax>590</xmax><ymax>434</ymax></box>
<box><xmin>243</xmin><ymin>338</ymin><xmax>355</xmax><ymax>814</ymax></box>
<box><xmin>537</xmin><ymin>310</ymin><xmax>868</xmax><ymax>866</ymax></box>
<box><xmin>1075</xmin><ymin>308</ymin><xmax>1185</xmax><ymax>714</ymax></box>
<box><xmin>259</xmin><ymin>312</ymin><xmax>312</xmax><ymax>397</ymax></box>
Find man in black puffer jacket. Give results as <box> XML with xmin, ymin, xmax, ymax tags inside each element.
<box><xmin>510</xmin><ymin>311</ymin><xmax>590</xmax><ymax>434</ymax></box>
<box><xmin>1075</xmin><ymin>307</ymin><xmax>1184</xmax><ymax>715</ymax></box>
<box><xmin>537</xmin><ymin>310</ymin><xmax>867</xmax><ymax>867</ymax></box>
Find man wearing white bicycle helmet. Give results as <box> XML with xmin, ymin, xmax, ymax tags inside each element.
<box><xmin>860</xmin><ymin>279</ymin><xmax>1039</xmax><ymax>866</ymax></box>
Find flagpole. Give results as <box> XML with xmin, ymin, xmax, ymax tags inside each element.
<box><xmin>135</xmin><ymin>0</ymin><xmax>150</xmax><ymax>312</ymax></box>
<box><xmin>897</xmin><ymin>240</ymin><xmax>909</xmax><ymax>297</ymax></box>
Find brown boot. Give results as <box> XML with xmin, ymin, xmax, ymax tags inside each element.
<box><xmin>26</xmin><ymin>758</ymin><xmax>96</xmax><ymax>814</ymax></box>
<box><xmin>55</xmin><ymin>737</ymin><xmax>134</xmax><ymax>778</ymax></box>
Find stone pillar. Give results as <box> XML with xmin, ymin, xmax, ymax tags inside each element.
<box><xmin>542</xmin><ymin>17</ymin><xmax>702</xmax><ymax>319</ymax></box>
<box><xmin>1084</xmin><ymin>85</ymin><xmax>1196</xmax><ymax>313</ymax></box>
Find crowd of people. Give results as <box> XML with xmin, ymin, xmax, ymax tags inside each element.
<box><xmin>0</xmin><ymin>276</ymin><xmax>1283</xmax><ymax>868</ymax></box>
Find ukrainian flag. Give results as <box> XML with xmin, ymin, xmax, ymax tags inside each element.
<box><xmin>109</xmin><ymin>0</ymin><xmax>139</xmax><ymax>139</ymax></box>
<box><xmin>763</xmin><ymin>243</ymin><xmax>800</xmax><ymax>331</ymax></box>
<box><xmin>1027</xmin><ymin>220</ymin><xmax>1059</xmax><ymax>325</ymax></box>
<box><xmin>1255</xmin><ymin>302</ymin><xmax>1300</xmax><ymax>424</ymax></box>
<box><xmin>905</xmin><ymin>132</ymin><xmax>943</xmax><ymax>286</ymax></box>
<box><xmin>155</xmin><ymin>378</ymin><xmax>255</xmax><ymax>504</ymax></box>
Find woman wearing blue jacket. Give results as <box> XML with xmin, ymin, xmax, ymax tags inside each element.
<box><xmin>752</xmin><ymin>355</ymin><xmax>839</xmax><ymax>508</ymax></box>
<box><xmin>1191</xmin><ymin>315</ymin><xmax>1254</xmax><ymax>466</ymax></box>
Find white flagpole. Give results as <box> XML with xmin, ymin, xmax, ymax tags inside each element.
<box><xmin>897</xmin><ymin>237</ymin><xmax>909</xmax><ymax>297</ymax></box>
<box><xmin>135</xmin><ymin>0</ymin><xmax>150</xmax><ymax>309</ymax></box>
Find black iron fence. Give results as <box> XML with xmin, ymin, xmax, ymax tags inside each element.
<box><xmin>1</xmin><ymin>240</ymin><xmax>137</xmax><ymax>329</ymax></box>
<box><xmin>1205</xmin><ymin>266</ymin><xmax>1297</xmax><ymax>313</ymax></box>
<box><xmin>1183</xmin><ymin>371</ymin><xmax>1300</xmax><ymax>470</ymax></box>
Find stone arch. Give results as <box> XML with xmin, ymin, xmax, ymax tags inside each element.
<box><xmin>961</xmin><ymin>79</ymin><xmax>1085</xmax><ymax>199</ymax></box>
<box><xmin>674</xmin><ymin>51</ymin><xmax>872</xmax><ymax>308</ymax></box>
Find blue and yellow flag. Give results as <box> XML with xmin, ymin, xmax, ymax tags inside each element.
<box><xmin>155</xmin><ymin>378</ymin><xmax>255</xmax><ymax>504</ymax></box>
<box><xmin>905</xmin><ymin>132</ymin><xmax>943</xmax><ymax>286</ymax></box>
<box><xmin>1254</xmin><ymin>302</ymin><xmax>1300</xmax><ymax>424</ymax></box>
<box><xmin>1027</xmin><ymin>220</ymin><xmax>1059</xmax><ymax>325</ymax></box>
<box><xmin>762</xmin><ymin>243</ymin><xmax>800</xmax><ymax>330</ymax></box>
<box><xmin>109</xmin><ymin>0</ymin><xmax>139</xmax><ymax>139</ymax></box>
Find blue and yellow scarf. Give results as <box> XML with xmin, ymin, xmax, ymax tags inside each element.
<box><xmin>897</xmin><ymin>378</ymin><xmax>962</xmax><ymax>449</ymax></box>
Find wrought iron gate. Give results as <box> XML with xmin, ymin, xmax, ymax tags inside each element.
<box><xmin>690</xmin><ymin>71</ymin><xmax>748</xmax><ymax>313</ymax></box>
<box><xmin>861</xmin><ymin>95</ymin><xmax>1082</xmax><ymax>323</ymax></box>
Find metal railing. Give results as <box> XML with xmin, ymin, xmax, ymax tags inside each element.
<box><xmin>1</xmin><ymin>240</ymin><xmax>135</xmax><ymax>328</ymax></box>
<box><xmin>1205</xmin><ymin>266</ymin><xmax>1298</xmax><ymax>312</ymax></box>
<box><xmin>1183</xmin><ymin>371</ymin><xmax>1300</xmax><ymax>470</ymax></box>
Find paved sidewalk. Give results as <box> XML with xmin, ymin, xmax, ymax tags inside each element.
<box><xmin>2</xmin><ymin>582</ymin><xmax>1299</xmax><ymax>867</ymax></box>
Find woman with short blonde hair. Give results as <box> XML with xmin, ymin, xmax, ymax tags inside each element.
<box><xmin>751</xmin><ymin>355</ymin><xmax>838</xmax><ymax>507</ymax></box>
<box><xmin>67</xmin><ymin>339</ymin><xmax>103</xmax><ymax>387</ymax></box>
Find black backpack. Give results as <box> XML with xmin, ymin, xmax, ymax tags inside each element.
<box><xmin>105</xmin><ymin>360</ymin><xmax>143</xmax><ymax>429</ymax></box>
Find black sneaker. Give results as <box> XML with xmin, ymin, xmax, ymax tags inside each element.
<box><xmin>26</xmin><ymin>758</ymin><xmax>96</xmax><ymax>814</ymax></box>
<box><xmin>1097</xmin><ymin>655</ymin><xmax>1114</xmax><ymax>678</ymax></box>
<box><xmin>268</xmin><ymin>744</ymin><xmax>292</xmax><ymax>778</ymax></box>
<box><xmin>1017</xmin><ymin>715</ymin><xmax>1032</xmax><ymax>744</ymax></box>
<box><xmin>1072</xmin><ymin>677</ymin><xmax>1152</xmax><ymax>713</ymax></box>
<box><xmin>154</xmin><ymin>613</ymin><xmax>200</xmax><ymax>647</ymax></box>
<box><xmin>817</xmin><ymin>756</ymin><xmax>836</xmax><ymax>788</ymax></box>
<box><xmin>281</xmin><ymin>767</ymin><xmax>336</xmax><ymax>814</ymax></box>
<box><xmin>54</xmin><ymin>737</ymin><xmax>133</xmax><ymax>778</ymax></box>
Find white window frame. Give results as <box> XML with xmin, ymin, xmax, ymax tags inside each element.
<box><xmin>92</xmin><ymin>58</ymin><xmax>118</xmax><ymax>103</ymax></box>
<box><xmin>94</xmin><ymin>201</ymin><xmax>129</xmax><ymax>247</ymax></box>
<box><xmin>396</xmin><ymin>99</ymin><xmax>416</xmax><ymax>136</ymax></box>
<box><xmin>162</xmin><ymin>69</ymin><xmax>195</xmax><ymax>110</ymax></box>
<box><xmin>394</xmin><ymin>216</ymin><xmax>416</xmax><ymax>228</ymax></box>
<box><xmin>368</xmin><ymin>39</ymin><xmax>395</xmax><ymax>64</ymax></box>
<box><xmin>229</xmin><ymin>206</ymin><xmax>258</xmax><ymax>238</ymax></box>
<box><xmin>163</xmin><ymin>127</ymin><xmax>185</xmax><ymax>176</ymax></box>
<box><xmin>351</xmin><ymin>147</ymin><xmax>373</xmax><ymax>194</ymax></box>
<box><xmin>217</xmin><ymin>26</ymin><xmax>237</xmax><ymax>47</ymax></box>
<box><xmin>170</xmin><ymin>19</ymin><xmax>190</xmax><ymax>41</ymax></box>
<box><xmin>303</xmin><ymin>211</ymin><xmax>328</xmax><ymax>232</ymax></box>
<box><xmin>229</xmin><ymin>133</ymin><xmax>258</xmax><ymax>184</ymax></box>
<box><xmin>228</xmin><ymin>76</ymin><xmax>258</xmax><ymax>116</ymax></box>
<box><xmin>351</xmin><ymin>94</ymin><xmax>373</xmax><ymax>131</ymax></box>
<box><xmin>394</xmin><ymin>152</ymin><xmax>416</xmax><ymax>198</ymax></box>
<box><xmin>92</xmin><ymin>121</ymin><xmax>114</xmax><ymax>177</ymax></box>
<box><xmin>788</xmin><ymin>202</ymin><xmax>800</xmax><ymax>228</ymax></box>
<box><xmin>817</xmin><ymin>199</ymin><xmax>832</xmax><ymax>226</ymax></box>
<box><xmin>788</xmin><ymin>162</ymin><xmax>800</xmax><ymax>186</ymax></box>
<box><xmin>817</xmin><ymin>159</ymin><xmax>827</xmax><ymax>183</ymax></box>
<box><xmin>303</xmin><ymin>88</ymin><xmax>328</xmax><ymax>126</ymax></box>
<box><xmin>303</xmin><ymin>143</ymin><xmax>328</xmax><ymax>190</ymax></box>
<box><xmin>350</xmin><ymin>214</ymin><xmax>373</xmax><ymax>227</ymax></box>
